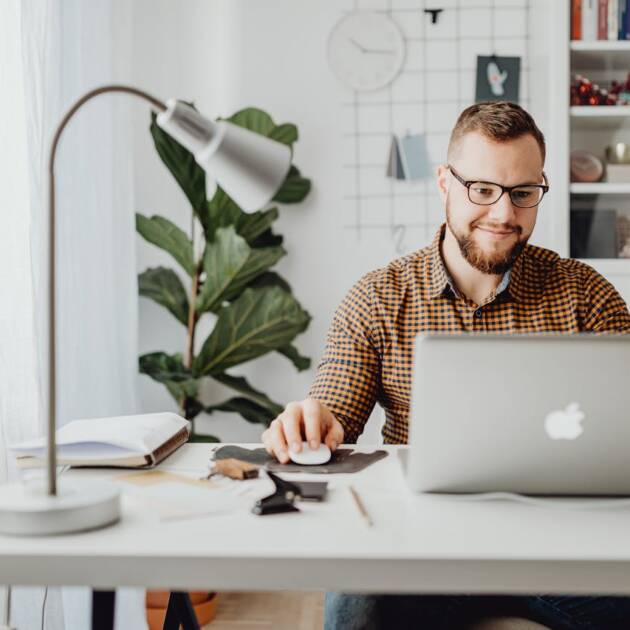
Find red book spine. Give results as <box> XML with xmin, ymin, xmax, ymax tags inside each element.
<box><xmin>599</xmin><ymin>0</ymin><xmax>609</xmax><ymax>38</ymax></box>
<box><xmin>572</xmin><ymin>0</ymin><xmax>583</xmax><ymax>39</ymax></box>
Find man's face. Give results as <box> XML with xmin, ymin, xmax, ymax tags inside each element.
<box><xmin>437</xmin><ymin>131</ymin><xmax>545</xmax><ymax>275</ymax></box>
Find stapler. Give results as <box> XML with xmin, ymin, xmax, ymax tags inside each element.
<box><xmin>251</xmin><ymin>470</ymin><xmax>302</xmax><ymax>515</ymax></box>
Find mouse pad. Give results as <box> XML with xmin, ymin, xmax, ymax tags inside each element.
<box><xmin>212</xmin><ymin>446</ymin><xmax>388</xmax><ymax>474</ymax></box>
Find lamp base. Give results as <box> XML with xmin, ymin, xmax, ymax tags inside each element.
<box><xmin>0</xmin><ymin>478</ymin><xmax>120</xmax><ymax>535</ymax></box>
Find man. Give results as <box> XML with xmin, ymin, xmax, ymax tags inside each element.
<box><xmin>262</xmin><ymin>101</ymin><xmax>630</xmax><ymax>629</ymax></box>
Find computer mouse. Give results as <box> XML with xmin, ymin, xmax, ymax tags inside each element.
<box><xmin>287</xmin><ymin>441</ymin><xmax>331</xmax><ymax>465</ymax></box>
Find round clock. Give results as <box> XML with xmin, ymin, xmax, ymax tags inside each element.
<box><xmin>327</xmin><ymin>11</ymin><xmax>406</xmax><ymax>92</ymax></box>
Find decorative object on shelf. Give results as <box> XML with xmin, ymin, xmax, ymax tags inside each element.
<box><xmin>475</xmin><ymin>55</ymin><xmax>520</xmax><ymax>103</ymax></box>
<box><xmin>327</xmin><ymin>11</ymin><xmax>406</xmax><ymax>91</ymax></box>
<box><xmin>617</xmin><ymin>214</ymin><xmax>630</xmax><ymax>258</ymax></box>
<box><xmin>570</xmin><ymin>208</ymin><xmax>619</xmax><ymax>258</ymax></box>
<box><xmin>570</xmin><ymin>150</ymin><xmax>604</xmax><ymax>182</ymax></box>
<box><xmin>137</xmin><ymin>106</ymin><xmax>312</xmax><ymax>442</ymax></box>
<box><xmin>570</xmin><ymin>73</ymin><xmax>630</xmax><ymax>106</ymax></box>
<box><xmin>605</xmin><ymin>142</ymin><xmax>630</xmax><ymax>182</ymax></box>
<box><xmin>386</xmin><ymin>132</ymin><xmax>431</xmax><ymax>181</ymax></box>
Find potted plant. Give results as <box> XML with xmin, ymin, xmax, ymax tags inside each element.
<box><xmin>137</xmin><ymin>105</ymin><xmax>312</xmax><ymax>626</ymax></box>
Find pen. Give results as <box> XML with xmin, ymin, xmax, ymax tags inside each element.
<box><xmin>349</xmin><ymin>485</ymin><xmax>373</xmax><ymax>527</ymax></box>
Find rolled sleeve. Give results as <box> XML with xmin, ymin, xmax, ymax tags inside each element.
<box><xmin>308</xmin><ymin>274</ymin><xmax>381</xmax><ymax>443</ymax></box>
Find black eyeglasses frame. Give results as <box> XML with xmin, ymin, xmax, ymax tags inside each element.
<box><xmin>447</xmin><ymin>164</ymin><xmax>550</xmax><ymax>209</ymax></box>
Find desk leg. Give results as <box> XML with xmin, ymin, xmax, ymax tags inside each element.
<box><xmin>92</xmin><ymin>590</ymin><xmax>115</xmax><ymax>630</ymax></box>
<box><xmin>163</xmin><ymin>592</ymin><xmax>199</xmax><ymax>630</ymax></box>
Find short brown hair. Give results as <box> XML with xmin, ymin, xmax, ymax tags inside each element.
<box><xmin>447</xmin><ymin>101</ymin><xmax>546</xmax><ymax>164</ymax></box>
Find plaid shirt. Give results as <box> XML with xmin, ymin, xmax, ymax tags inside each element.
<box><xmin>309</xmin><ymin>225</ymin><xmax>630</xmax><ymax>445</ymax></box>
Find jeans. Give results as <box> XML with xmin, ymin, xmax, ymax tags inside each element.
<box><xmin>324</xmin><ymin>593</ymin><xmax>630</xmax><ymax>630</ymax></box>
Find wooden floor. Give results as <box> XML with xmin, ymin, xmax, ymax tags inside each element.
<box><xmin>206</xmin><ymin>591</ymin><xmax>324</xmax><ymax>630</ymax></box>
<box><xmin>203</xmin><ymin>593</ymin><xmax>550</xmax><ymax>630</ymax></box>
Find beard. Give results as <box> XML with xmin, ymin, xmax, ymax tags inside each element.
<box><xmin>446</xmin><ymin>201</ymin><xmax>529</xmax><ymax>275</ymax></box>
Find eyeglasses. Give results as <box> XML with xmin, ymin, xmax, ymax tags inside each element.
<box><xmin>447</xmin><ymin>165</ymin><xmax>549</xmax><ymax>209</ymax></box>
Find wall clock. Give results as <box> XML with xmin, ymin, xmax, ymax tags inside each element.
<box><xmin>327</xmin><ymin>11</ymin><xmax>406</xmax><ymax>91</ymax></box>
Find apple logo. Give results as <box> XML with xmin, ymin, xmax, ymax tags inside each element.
<box><xmin>544</xmin><ymin>402</ymin><xmax>585</xmax><ymax>440</ymax></box>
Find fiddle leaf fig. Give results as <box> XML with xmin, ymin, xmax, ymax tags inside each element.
<box><xmin>139</xmin><ymin>106</ymin><xmax>312</xmax><ymax>439</ymax></box>
<box><xmin>193</xmin><ymin>286</ymin><xmax>311</xmax><ymax>376</ymax></box>
<box><xmin>138</xmin><ymin>267</ymin><xmax>189</xmax><ymax>326</ymax></box>
<box><xmin>136</xmin><ymin>214</ymin><xmax>195</xmax><ymax>276</ymax></box>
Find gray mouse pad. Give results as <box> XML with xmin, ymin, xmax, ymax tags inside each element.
<box><xmin>212</xmin><ymin>446</ymin><xmax>388</xmax><ymax>474</ymax></box>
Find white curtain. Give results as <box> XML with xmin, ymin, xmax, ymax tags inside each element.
<box><xmin>1</xmin><ymin>0</ymin><xmax>145</xmax><ymax>627</ymax></box>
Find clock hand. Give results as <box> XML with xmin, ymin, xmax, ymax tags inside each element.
<box><xmin>348</xmin><ymin>37</ymin><xmax>366</xmax><ymax>52</ymax></box>
<box><xmin>348</xmin><ymin>37</ymin><xmax>395</xmax><ymax>55</ymax></box>
<box><xmin>363</xmin><ymin>48</ymin><xmax>396</xmax><ymax>54</ymax></box>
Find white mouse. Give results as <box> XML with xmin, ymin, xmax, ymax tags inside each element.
<box><xmin>287</xmin><ymin>441</ymin><xmax>331</xmax><ymax>465</ymax></box>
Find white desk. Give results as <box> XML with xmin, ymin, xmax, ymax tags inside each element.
<box><xmin>2</xmin><ymin>443</ymin><xmax>630</xmax><ymax>597</ymax></box>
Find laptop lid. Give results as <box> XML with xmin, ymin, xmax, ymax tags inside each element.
<box><xmin>407</xmin><ymin>333</ymin><xmax>630</xmax><ymax>496</ymax></box>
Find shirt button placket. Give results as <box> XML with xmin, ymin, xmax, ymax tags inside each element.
<box><xmin>473</xmin><ymin>307</ymin><xmax>483</xmax><ymax>329</ymax></box>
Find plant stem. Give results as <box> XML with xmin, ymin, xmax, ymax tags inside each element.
<box><xmin>186</xmin><ymin>264</ymin><xmax>201</xmax><ymax>370</ymax></box>
<box><xmin>181</xmin><ymin>260</ymin><xmax>202</xmax><ymax>420</ymax></box>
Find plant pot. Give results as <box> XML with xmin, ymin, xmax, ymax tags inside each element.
<box><xmin>146</xmin><ymin>590</ymin><xmax>218</xmax><ymax>629</ymax></box>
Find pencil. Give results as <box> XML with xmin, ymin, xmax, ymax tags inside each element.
<box><xmin>349</xmin><ymin>485</ymin><xmax>373</xmax><ymax>527</ymax></box>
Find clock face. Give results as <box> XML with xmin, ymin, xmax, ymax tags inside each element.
<box><xmin>327</xmin><ymin>11</ymin><xmax>406</xmax><ymax>92</ymax></box>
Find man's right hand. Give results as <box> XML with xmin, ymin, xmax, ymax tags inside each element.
<box><xmin>262</xmin><ymin>398</ymin><xmax>344</xmax><ymax>464</ymax></box>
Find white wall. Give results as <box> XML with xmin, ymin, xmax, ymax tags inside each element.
<box><xmin>130</xmin><ymin>0</ymin><xmax>553</xmax><ymax>443</ymax></box>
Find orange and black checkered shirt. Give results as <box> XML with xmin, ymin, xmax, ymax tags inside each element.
<box><xmin>309</xmin><ymin>224</ymin><xmax>630</xmax><ymax>445</ymax></box>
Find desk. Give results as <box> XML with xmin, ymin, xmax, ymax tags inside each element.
<box><xmin>2</xmin><ymin>444</ymin><xmax>630</xmax><ymax>625</ymax></box>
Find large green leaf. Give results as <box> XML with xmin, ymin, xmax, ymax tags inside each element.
<box><xmin>237</xmin><ymin>207</ymin><xmax>280</xmax><ymax>244</ymax></box>
<box><xmin>212</xmin><ymin>372</ymin><xmax>283</xmax><ymax>416</ymax></box>
<box><xmin>196</xmin><ymin>227</ymin><xmax>286</xmax><ymax>314</ymax></box>
<box><xmin>250</xmin><ymin>229</ymin><xmax>283</xmax><ymax>248</ymax></box>
<box><xmin>225</xmin><ymin>108</ymin><xmax>276</xmax><ymax>136</ymax></box>
<box><xmin>193</xmin><ymin>286</ymin><xmax>311</xmax><ymax>376</ymax></box>
<box><xmin>248</xmin><ymin>271</ymin><xmax>292</xmax><ymax>293</ymax></box>
<box><xmin>206</xmin><ymin>397</ymin><xmax>276</xmax><ymax>425</ymax></box>
<box><xmin>150</xmin><ymin>110</ymin><xmax>206</xmax><ymax>213</ymax></box>
<box><xmin>139</xmin><ymin>352</ymin><xmax>199</xmax><ymax>402</ymax></box>
<box><xmin>138</xmin><ymin>267</ymin><xmax>189</xmax><ymax>325</ymax></box>
<box><xmin>277</xmin><ymin>343</ymin><xmax>311</xmax><ymax>372</ymax></box>
<box><xmin>221</xmin><ymin>245</ymin><xmax>286</xmax><ymax>303</ymax></box>
<box><xmin>273</xmin><ymin>165</ymin><xmax>311</xmax><ymax>204</ymax></box>
<box><xmin>269</xmin><ymin>123</ymin><xmax>298</xmax><ymax>146</ymax></box>
<box><xmin>136</xmin><ymin>214</ymin><xmax>195</xmax><ymax>276</ymax></box>
<box><xmin>203</xmin><ymin>187</ymin><xmax>281</xmax><ymax>245</ymax></box>
<box><xmin>225</xmin><ymin>109</ymin><xmax>297</xmax><ymax>147</ymax></box>
<box><xmin>196</xmin><ymin>227</ymin><xmax>250</xmax><ymax>313</ymax></box>
<box><xmin>202</xmin><ymin>187</ymin><xmax>243</xmax><ymax>241</ymax></box>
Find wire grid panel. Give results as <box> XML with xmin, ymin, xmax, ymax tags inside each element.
<box><xmin>340</xmin><ymin>0</ymin><xmax>532</xmax><ymax>254</ymax></box>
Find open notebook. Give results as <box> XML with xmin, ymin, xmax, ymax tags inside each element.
<box><xmin>10</xmin><ymin>412</ymin><xmax>190</xmax><ymax>469</ymax></box>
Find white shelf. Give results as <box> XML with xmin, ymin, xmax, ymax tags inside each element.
<box><xmin>570</xmin><ymin>183</ymin><xmax>630</xmax><ymax>194</ymax></box>
<box><xmin>570</xmin><ymin>41</ymin><xmax>630</xmax><ymax>52</ymax></box>
<box><xmin>570</xmin><ymin>106</ymin><xmax>630</xmax><ymax>117</ymax></box>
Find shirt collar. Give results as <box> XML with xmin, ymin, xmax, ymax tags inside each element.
<box><xmin>428</xmin><ymin>223</ymin><xmax>523</xmax><ymax>302</ymax></box>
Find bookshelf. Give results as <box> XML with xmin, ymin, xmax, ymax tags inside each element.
<box><xmin>548</xmin><ymin>2</ymin><xmax>630</xmax><ymax>303</ymax></box>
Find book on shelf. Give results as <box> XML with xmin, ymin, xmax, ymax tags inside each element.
<box><xmin>9</xmin><ymin>412</ymin><xmax>191</xmax><ymax>469</ymax></box>
<box><xmin>609</xmin><ymin>0</ymin><xmax>619</xmax><ymax>40</ymax></box>
<box><xmin>571</xmin><ymin>0</ymin><xmax>630</xmax><ymax>40</ymax></box>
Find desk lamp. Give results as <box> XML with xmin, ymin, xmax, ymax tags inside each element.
<box><xmin>0</xmin><ymin>85</ymin><xmax>291</xmax><ymax>535</ymax></box>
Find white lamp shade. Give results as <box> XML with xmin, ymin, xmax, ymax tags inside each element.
<box><xmin>157</xmin><ymin>100</ymin><xmax>292</xmax><ymax>212</ymax></box>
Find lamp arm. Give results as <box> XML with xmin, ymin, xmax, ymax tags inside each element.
<box><xmin>46</xmin><ymin>85</ymin><xmax>167</xmax><ymax>496</ymax></box>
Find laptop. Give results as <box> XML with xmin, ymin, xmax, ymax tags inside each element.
<box><xmin>405</xmin><ymin>333</ymin><xmax>630</xmax><ymax>496</ymax></box>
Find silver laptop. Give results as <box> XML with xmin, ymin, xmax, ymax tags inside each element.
<box><xmin>406</xmin><ymin>333</ymin><xmax>630</xmax><ymax>496</ymax></box>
